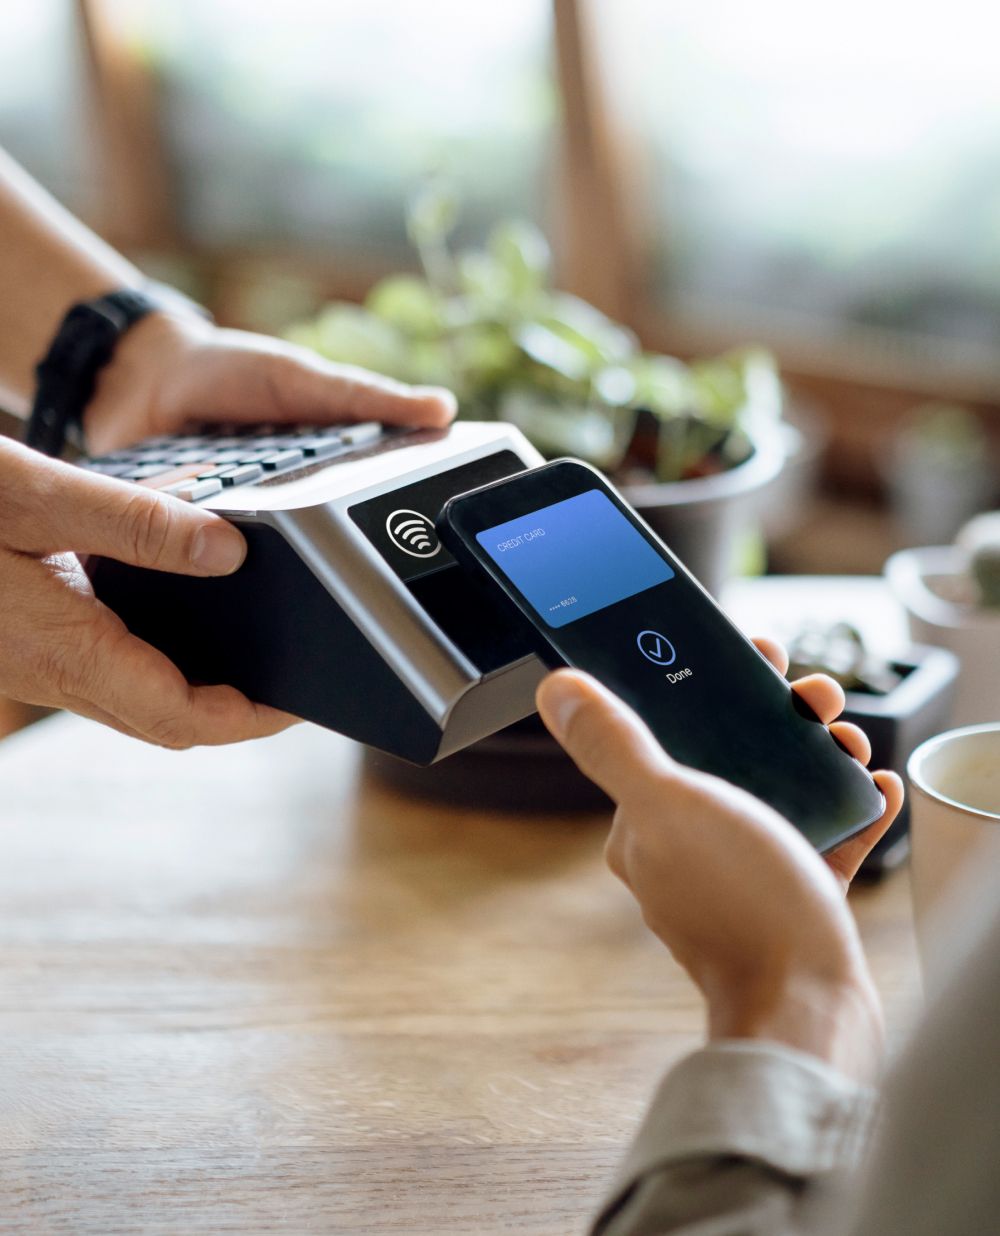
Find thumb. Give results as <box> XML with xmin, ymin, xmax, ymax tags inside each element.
<box><xmin>536</xmin><ymin>669</ymin><xmax>675</xmax><ymax>805</ymax></box>
<box><xmin>8</xmin><ymin>447</ymin><xmax>246</xmax><ymax>576</ymax></box>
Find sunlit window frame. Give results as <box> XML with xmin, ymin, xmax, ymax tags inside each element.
<box><xmin>76</xmin><ymin>0</ymin><xmax>999</xmax><ymax>493</ymax></box>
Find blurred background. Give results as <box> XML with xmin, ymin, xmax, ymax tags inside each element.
<box><xmin>3</xmin><ymin>0</ymin><xmax>1000</xmax><ymax>841</ymax></box>
<box><xmin>2</xmin><ymin>0</ymin><xmax>999</xmax><ymax>572</ymax></box>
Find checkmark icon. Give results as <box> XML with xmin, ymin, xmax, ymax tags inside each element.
<box><xmin>637</xmin><ymin>629</ymin><xmax>676</xmax><ymax>666</ymax></box>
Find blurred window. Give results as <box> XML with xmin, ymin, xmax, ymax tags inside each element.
<box><xmin>601</xmin><ymin>1</ymin><xmax>1000</xmax><ymax>357</ymax></box>
<box><xmin>3</xmin><ymin>1</ymin><xmax>997</xmax><ymax>380</ymax></box>
<box><xmin>111</xmin><ymin>0</ymin><xmax>555</xmax><ymax>259</ymax></box>
<box><xmin>0</xmin><ymin>3</ymin><xmax>96</xmax><ymax>217</ymax></box>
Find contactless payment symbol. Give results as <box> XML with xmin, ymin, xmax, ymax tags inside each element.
<box><xmin>637</xmin><ymin>629</ymin><xmax>676</xmax><ymax>666</ymax></box>
<box><xmin>386</xmin><ymin>509</ymin><xmax>441</xmax><ymax>559</ymax></box>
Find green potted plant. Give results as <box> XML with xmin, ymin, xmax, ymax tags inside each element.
<box><xmin>287</xmin><ymin>183</ymin><xmax>788</xmax><ymax>596</ymax></box>
<box><xmin>289</xmin><ymin>186</ymin><xmax>790</xmax><ymax>809</ymax></box>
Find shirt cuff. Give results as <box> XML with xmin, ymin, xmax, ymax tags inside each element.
<box><xmin>609</xmin><ymin>1039</ymin><xmax>877</xmax><ymax>1196</ymax></box>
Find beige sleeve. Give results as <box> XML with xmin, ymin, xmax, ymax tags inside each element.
<box><xmin>842</xmin><ymin>902</ymin><xmax>1000</xmax><ymax>1236</ymax></box>
<box><xmin>592</xmin><ymin>1041</ymin><xmax>877</xmax><ymax>1236</ymax></box>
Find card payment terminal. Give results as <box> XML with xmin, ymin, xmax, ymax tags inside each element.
<box><xmin>84</xmin><ymin>420</ymin><xmax>546</xmax><ymax>763</ymax></box>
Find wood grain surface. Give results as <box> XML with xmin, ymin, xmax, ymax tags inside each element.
<box><xmin>0</xmin><ymin>715</ymin><xmax>921</xmax><ymax>1235</ymax></box>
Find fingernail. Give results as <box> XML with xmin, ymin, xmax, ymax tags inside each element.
<box><xmin>191</xmin><ymin>523</ymin><xmax>246</xmax><ymax>575</ymax></box>
<box><xmin>417</xmin><ymin>386</ymin><xmax>458</xmax><ymax>420</ymax></box>
<box><xmin>539</xmin><ymin>674</ymin><xmax>584</xmax><ymax>740</ymax></box>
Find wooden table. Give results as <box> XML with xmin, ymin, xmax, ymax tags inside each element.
<box><xmin>0</xmin><ymin>707</ymin><xmax>920</xmax><ymax>1235</ymax></box>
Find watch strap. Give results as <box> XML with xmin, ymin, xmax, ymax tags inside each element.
<box><xmin>26</xmin><ymin>283</ymin><xmax>210</xmax><ymax>458</ymax></box>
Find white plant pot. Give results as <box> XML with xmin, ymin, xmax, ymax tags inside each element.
<box><xmin>885</xmin><ymin>547</ymin><xmax>1000</xmax><ymax>726</ymax></box>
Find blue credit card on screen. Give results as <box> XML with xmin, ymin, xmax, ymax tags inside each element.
<box><xmin>476</xmin><ymin>488</ymin><xmax>674</xmax><ymax>627</ymax></box>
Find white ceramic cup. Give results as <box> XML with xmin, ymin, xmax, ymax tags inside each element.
<box><xmin>907</xmin><ymin>724</ymin><xmax>1000</xmax><ymax>980</ymax></box>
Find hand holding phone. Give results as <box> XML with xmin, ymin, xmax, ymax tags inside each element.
<box><xmin>439</xmin><ymin>460</ymin><xmax>885</xmax><ymax>852</ymax></box>
<box><xmin>535</xmin><ymin>663</ymin><xmax>898</xmax><ymax>1084</ymax></box>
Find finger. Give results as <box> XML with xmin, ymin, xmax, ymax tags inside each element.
<box><xmin>825</xmin><ymin>770</ymin><xmax>904</xmax><ymax>888</ymax></box>
<box><xmin>828</xmin><ymin>720</ymin><xmax>871</xmax><ymax>766</ymax></box>
<box><xmin>285</xmin><ymin>357</ymin><xmax>457</xmax><ymax>429</ymax></box>
<box><xmin>176</xmin><ymin>689</ymin><xmax>298</xmax><ymax>746</ymax></box>
<box><xmin>88</xmin><ymin>675</ymin><xmax>296</xmax><ymax>748</ymax></box>
<box><xmin>3</xmin><ymin>442</ymin><xmax>245</xmax><ymax>576</ymax></box>
<box><xmin>537</xmin><ymin>668</ymin><xmax>674</xmax><ymax>805</ymax></box>
<box><xmin>198</xmin><ymin>332</ymin><xmax>457</xmax><ymax>430</ymax></box>
<box><xmin>74</xmin><ymin>617</ymin><xmax>297</xmax><ymax>748</ymax></box>
<box><xmin>751</xmin><ymin>636</ymin><xmax>789</xmax><ymax>676</ymax></box>
<box><xmin>790</xmin><ymin>673</ymin><xmax>846</xmax><ymax>725</ymax></box>
<box><xmin>58</xmin><ymin>694</ymin><xmax>147</xmax><ymax>742</ymax></box>
<box><xmin>873</xmin><ymin>769</ymin><xmax>905</xmax><ymax>827</ymax></box>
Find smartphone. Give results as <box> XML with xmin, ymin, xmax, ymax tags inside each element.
<box><xmin>438</xmin><ymin>459</ymin><xmax>885</xmax><ymax>852</ymax></box>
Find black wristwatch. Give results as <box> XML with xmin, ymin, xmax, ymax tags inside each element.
<box><xmin>26</xmin><ymin>282</ymin><xmax>212</xmax><ymax>458</ymax></box>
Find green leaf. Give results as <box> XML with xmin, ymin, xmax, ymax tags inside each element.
<box><xmin>406</xmin><ymin>179</ymin><xmax>459</xmax><ymax>250</ymax></box>
<box><xmin>687</xmin><ymin>357</ymin><xmax>747</xmax><ymax>426</ymax></box>
<box><xmin>540</xmin><ymin>293</ymin><xmax>637</xmax><ymax>366</ymax></box>
<box><xmin>629</xmin><ymin>354</ymin><xmax>692</xmax><ymax>417</ymax></box>
<box><xmin>488</xmin><ymin>220</ymin><xmax>551</xmax><ymax>299</ymax></box>
<box><xmin>500</xmin><ymin>389</ymin><xmax>629</xmax><ymax>470</ymax></box>
<box><xmin>306</xmin><ymin>304</ymin><xmax>409</xmax><ymax>378</ymax></box>
<box><xmin>593</xmin><ymin>365</ymin><xmax>637</xmax><ymax>408</ymax></box>
<box><xmin>405</xmin><ymin>339</ymin><xmax>455</xmax><ymax>390</ymax></box>
<box><xmin>366</xmin><ymin>274</ymin><xmax>442</xmax><ymax>338</ymax></box>
<box><xmin>456</xmin><ymin>250</ymin><xmax>505</xmax><ymax>303</ymax></box>
<box><xmin>452</xmin><ymin>323</ymin><xmax>520</xmax><ymax>384</ymax></box>
<box><xmin>516</xmin><ymin>321</ymin><xmax>593</xmax><ymax>383</ymax></box>
<box><xmin>726</xmin><ymin>346</ymin><xmax>783</xmax><ymax>427</ymax></box>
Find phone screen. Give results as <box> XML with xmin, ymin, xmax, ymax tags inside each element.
<box><xmin>446</xmin><ymin>465</ymin><xmax>884</xmax><ymax>852</ymax></box>
<box><xmin>476</xmin><ymin>488</ymin><xmax>675</xmax><ymax>627</ymax></box>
